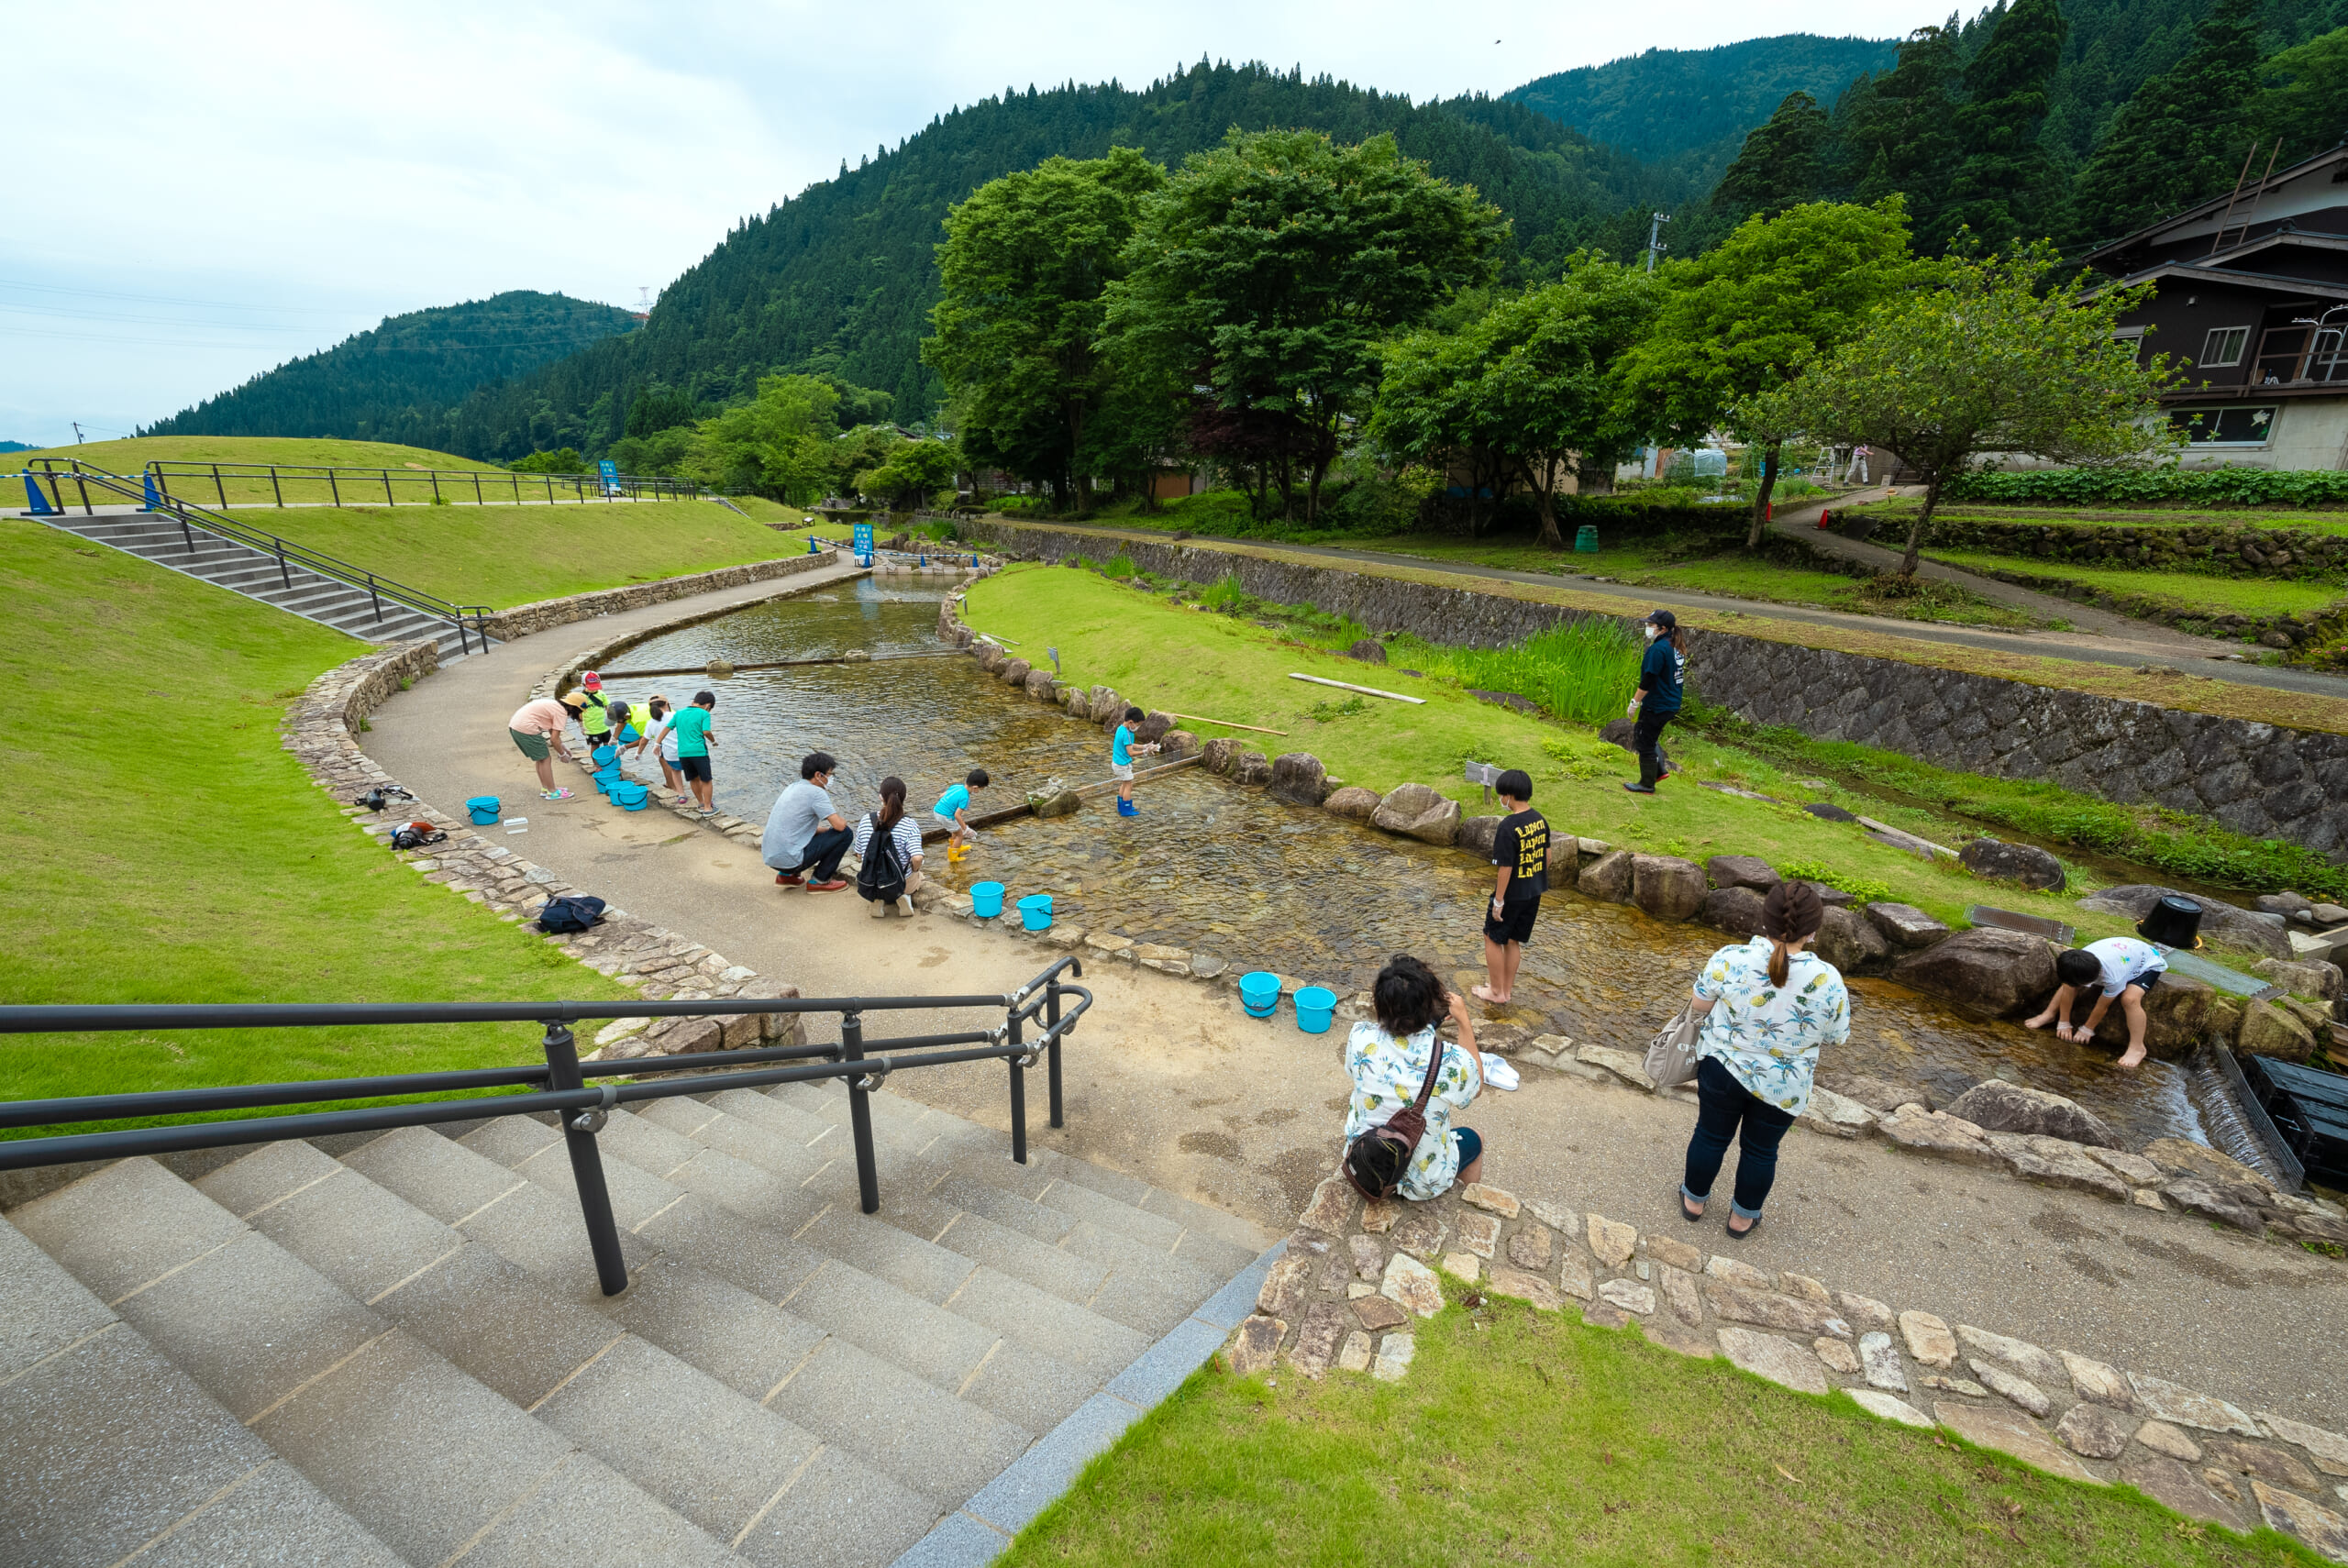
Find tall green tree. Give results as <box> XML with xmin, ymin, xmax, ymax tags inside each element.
<box><xmin>2071</xmin><ymin>0</ymin><xmax>2268</xmax><ymax>245</ymax></box>
<box><xmin>1838</xmin><ymin>26</ymin><xmax>1965</xmax><ymax>242</ymax></box>
<box><xmin>1103</xmin><ymin>128</ymin><xmax>1507</xmax><ymax>524</ymax></box>
<box><xmin>683</xmin><ymin>374</ymin><xmax>841</xmax><ymax>500</ymax></box>
<box><xmin>1939</xmin><ymin>0</ymin><xmax>2070</xmax><ymax>249</ymax></box>
<box><xmin>1713</xmin><ymin>93</ymin><xmax>1833</xmax><ymax>219</ymax></box>
<box><xmin>2253</xmin><ymin>26</ymin><xmax>2348</xmax><ymax>166</ymax></box>
<box><xmin>1372</xmin><ymin>260</ymin><xmax>1657</xmax><ymax>548</ymax></box>
<box><xmin>925</xmin><ymin>147</ymin><xmax>1167</xmax><ymax>513</ymax></box>
<box><xmin>1784</xmin><ymin>247</ymin><xmax>2178</xmax><ymax>577</ymax></box>
<box><xmin>1615</xmin><ymin>199</ymin><xmax>1916</xmax><ymax>546</ymax></box>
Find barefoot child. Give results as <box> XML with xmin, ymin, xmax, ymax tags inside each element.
<box><xmin>1474</xmin><ymin>769</ymin><xmax>1547</xmax><ymax>1006</ymax></box>
<box><xmin>1113</xmin><ymin>707</ymin><xmax>1157</xmax><ymax>818</ymax></box>
<box><xmin>2024</xmin><ymin>937</ymin><xmax>2167</xmax><ymax>1069</ymax></box>
<box><xmin>933</xmin><ymin>768</ymin><xmax>989</xmax><ymax>863</ymax></box>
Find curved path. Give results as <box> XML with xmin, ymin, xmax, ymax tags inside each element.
<box><xmin>360</xmin><ymin>569</ymin><xmax>2344</xmax><ymax>1428</ymax></box>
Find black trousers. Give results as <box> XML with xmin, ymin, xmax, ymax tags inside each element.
<box><xmin>782</xmin><ymin>826</ymin><xmax>854</xmax><ymax>881</ymax></box>
<box><xmin>1682</xmin><ymin>1057</ymin><xmax>1798</xmax><ymax>1216</ymax></box>
<box><xmin>1634</xmin><ymin>707</ymin><xmax>1678</xmax><ymax>787</ymax></box>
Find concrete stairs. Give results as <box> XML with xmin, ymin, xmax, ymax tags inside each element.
<box><xmin>0</xmin><ymin>1085</ymin><xmax>1269</xmax><ymax>1567</ymax></box>
<box><xmin>36</xmin><ymin>508</ymin><xmax>488</xmax><ymax>659</ymax></box>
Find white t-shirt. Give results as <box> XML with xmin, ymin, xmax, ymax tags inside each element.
<box><xmin>851</xmin><ymin>814</ymin><xmax>924</xmax><ymax>867</ymax></box>
<box><xmin>643</xmin><ymin>712</ymin><xmax>678</xmax><ymax>763</ymax></box>
<box><xmin>2087</xmin><ymin>936</ymin><xmax>2166</xmax><ymax>996</ymax></box>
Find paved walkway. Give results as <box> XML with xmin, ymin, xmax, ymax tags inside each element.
<box><xmin>360</xmin><ymin>571</ymin><xmax>2343</xmax><ymax>1429</ymax></box>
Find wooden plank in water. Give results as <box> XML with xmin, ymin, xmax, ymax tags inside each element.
<box><xmin>917</xmin><ymin>756</ymin><xmax>1204</xmax><ymax>841</ymax></box>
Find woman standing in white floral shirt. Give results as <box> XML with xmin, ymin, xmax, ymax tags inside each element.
<box><xmin>1343</xmin><ymin>955</ymin><xmax>1487</xmax><ymax>1201</ymax></box>
<box><xmin>1678</xmin><ymin>881</ymin><xmax>1848</xmax><ymax>1240</ymax></box>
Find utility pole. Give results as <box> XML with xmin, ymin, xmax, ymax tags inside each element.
<box><xmin>71</xmin><ymin>422</ymin><xmax>84</xmax><ymax>444</ymax></box>
<box><xmin>1644</xmin><ymin>212</ymin><xmax>1672</xmax><ymax>273</ymax></box>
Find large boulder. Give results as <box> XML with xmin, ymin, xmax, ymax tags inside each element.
<box><xmin>2143</xmin><ymin>1137</ymin><xmax>2273</xmax><ymax>1194</ymax></box>
<box><xmin>1865</xmin><ymin>902</ymin><xmax>1951</xmax><ymax>950</ymax></box>
<box><xmin>1346</xmin><ymin>638</ymin><xmax>1388</xmax><ymax>665</ymax></box>
<box><xmin>1135</xmin><ymin>712</ymin><xmax>1176</xmax><ymax>746</ymax></box>
<box><xmin>1023</xmin><ymin>668</ymin><xmax>1058</xmax><ymax>701</ymax></box>
<box><xmin>1546</xmin><ymin>832</ymin><xmax>1580</xmax><ymax>887</ymax></box>
<box><xmin>1323</xmin><ymin>786</ymin><xmax>1381</xmax><ymax>822</ymax></box>
<box><xmin>1813</xmin><ymin>905</ymin><xmax>1891</xmax><ymax>975</ymax></box>
<box><xmin>1890</xmin><ymin>927</ymin><xmax>2058</xmax><ymax>1017</ymax></box>
<box><xmin>2070</xmin><ymin>972</ymin><xmax>2219</xmax><ymax>1062</ymax></box>
<box><xmin>1000</xmin><ymin>658</ymin><xmax>1032</xmax><ymax>685</ymax></box>
<box><xmin>1158</xmin><ymin>729</ymin><xmax>1201</xmax><ymax>759</ymax></box>
<box><xmin>1706</xmin><ymin>855</ymin><xmax>1779</xmax><ymax>892</ymax></box>
<box><xmin>1202</xmin><ymin>736</ymin><xmax>1242</xmax><ymax>775</ymax></box>
<box><xmin>2237</xmin><ymin>998</ymin><xmax>2319</xmax><ymax>1063</ymax></box>
<box><xmin>1087</xmin><ymin>689</ymin><xmax>1124</xmax><ymax>723</ymax></box>
<box><xmin>2252</xmin><ymin>956</ymin><xmax>2343</xmax><ymax>1004</ymax></box>
<box><xmin>976</xmin><ymin>643</ymin><xmax>1008</xmax><ymax>673</ymax></box>
<box><xmin>1030</xmin><ymin>784</ymin><xmax>1083</xmax><ymax>820</ymax></box>
<box><xmin>1578</xmin><ymin>849</ymin><xmax>1634</xmax><ymax>903</ymax></box>
<box><xmin>1632</xmin><ymin>856</ymin><xmax>1706</xmax><ymax>922</ymax></box>
<box><xmin>1944</xmin><ymin>1079</ymin><xmax>2122</xmax><ymax>1150</ymax></box>
<box><xmin>1268</xmin><ymin>752</ymin><xmax>1328</xmax><ymax>807</ymax></box>
<box><xmin>1370</xmin><ymin>782</ymin><xmax>1460</xmax><ymax>845</ymax></box>
<box><xmin>1958</xmin><ymin>838</ymin><xmax>2066</xmax><ymax>891</ymax></box>
<box><xmin>1702</xmin><ymin>885</ymin><xmax>1767</xmax><ymax>937</ymax></box>
<box><xmin>1457</xmin><ymin>815</ymin><xmax>1504</xmax><ymax>859</ymax></box>
<box><xmin>1234</xmin><ymin>751</ymin><xmax>1274</xmax><ymax>787</ymax></box>
<box><xmin>2075</xmin><ymin>885</ymin><xmax>2291</xmax><ymax>961</ymax></box>
<box><xmin>1598</xmin><ymin>716</ymin><xmax>1639</xmax><ymax>754</ymax></box>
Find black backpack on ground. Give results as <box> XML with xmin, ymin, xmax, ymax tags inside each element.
<box><xmin>537</xmin><ymin>895</ymin><xmax>607</xmax><ymax>933</ymax></box>
<box><xmin>1343</xmin><ymin>1038</ymin><xmax>1448</xmax><ymax>1200</ymax></box>
<box><xmin>856</xmin><ymin>815</ymin><xmax>908</xmax><ymax>903</ymax></box>
<box><xmin>390</xmin><ymin>821</ymin><xmax>446</xmax><ymax>851</ymax></box>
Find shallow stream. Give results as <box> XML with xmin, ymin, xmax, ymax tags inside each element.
<box><xmin>605</xmin><ymin>579</ymin><xmax>2221</xmax><ymax>1151</ymax></box>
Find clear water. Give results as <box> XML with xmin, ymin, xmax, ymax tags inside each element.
<box><xmin>606</xmin><ymin>579</ymin><xmax>2212</xmax><ymax>1149</ymax></box>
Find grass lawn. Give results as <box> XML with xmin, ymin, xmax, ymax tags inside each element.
<box><xmin>224</xmin><ymin>499</ymin><xmax>800</xmax><ymax>609</ymax></box>
<box><xmin>0</xmin><ymin>518</ymin><xmax>630</xmax><ymax>1125</ymax></box>
<box><xmin>7</xmin><ymin>434</ymin><xmax>504</xmax><ymax>480</ymax></box>
<box><xmin>962</xmin><ymin>564</ymin><xmax>2147</xmax><ymax>938</ymax></box>
<box><xmin>1924</xmin><ymin>549</ymin><xmax>2344</xmax><ymax>620</ymax></box>
<box><xmin>1007</xmin><ymin>1289</ymin><xmax>2313</xmax><ymax>1568</ymax></box>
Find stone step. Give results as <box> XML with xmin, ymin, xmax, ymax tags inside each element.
<box><xmin>191</xmin><ymin>1139</ymin><xmax>932</xmax><ymax>1567</ymax></box>
<box><xmin>451</xmin><ymin>1116</ymin><xmax>1104</xmax><ymax>1437</ymax></box>
<box><xmin>9</xmin><ymin>1158</ymin><xmax>745</xmax><ymax>1567</ymax></box>
<box><xmin>340</xmin><ymin>1126</ymin><xmax>1028</xmax><ymax>1517</ymax></box>
<box><xmin>0</xmin><ymin>1214</ymin><xmax>404</xmax><ymax>1567</ymax></box>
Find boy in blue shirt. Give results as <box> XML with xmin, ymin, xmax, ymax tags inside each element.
<box><xmin>933</xmin><ymin>768</ymin><xmax>989</xmax><ymax>863</ymax></box>
<box><xmin>1113</xmin><ymin>706</ymin><xmax>1157</xmax><ymax>817</ymax></box>
<box><xmin>1623</xmin><ymin>608</ymin><xmax>1685</xmax><ymax>795</ymax></box>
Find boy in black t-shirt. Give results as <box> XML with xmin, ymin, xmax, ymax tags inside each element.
<box><xmin>1474</xmin><ymin>769</ymin><xmax>1548</xmax><ymax>1006</ymax></box>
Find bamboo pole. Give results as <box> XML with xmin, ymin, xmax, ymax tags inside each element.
<box><xmin>1158</xmin><ymin>710</ymin><xmax>1288</xmax><ymax>736</ymax></box>
<box><xmin>1287</xmin><ymin>672</ymin><xmax>1425</xmax><ymax>705</ymax></box>
<box><xmin>594</xmin><ymin>651</ymin><xmax>963</xmax><ymax>680</ymax></box>
<box><xmin>918</xmin><ymin>756</ymin><xmax>1203</xmax><ymax>840</ymax></box>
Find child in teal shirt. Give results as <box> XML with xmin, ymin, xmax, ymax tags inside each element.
<box><xmin>933</xmin><ymin>768</ymin><xmax>989</xmax><ymax>862</ymax></box>
<box><xmin>669</xmin><ymin>690</ymin><xmax>718</xmax><ymax>813</ymax></box>
<box><xmin>1113</xmin><ymin>707</ymin><xmax>1157</xmax><ymax>817</ymax></box>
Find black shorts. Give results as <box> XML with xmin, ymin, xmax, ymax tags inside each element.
<box><xmin>1484</xmin><ymin>897</ymin><xmax>1539</xmax><ymax>945</ymax></box>
<box><xmin>678</xmin><ymin>755</ymin><xmax>713</xmax><ymax>783</ymax></box>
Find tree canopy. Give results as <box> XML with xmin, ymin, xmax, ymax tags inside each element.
<box><xmin>1712</xmin><ymin>93</ymin><xmax>1833</xmax><ymax>223</ymax></box>
<box><xmin>2071</xmin><ymin>0</ymin><xmax>2267</xmax><ymax>246</ymax></box>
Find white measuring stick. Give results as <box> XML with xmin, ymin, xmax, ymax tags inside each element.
<box><xmin>1287</xmin><ymin>672</ymin><xmax>1425</xmax><ymax>705</ymax></box>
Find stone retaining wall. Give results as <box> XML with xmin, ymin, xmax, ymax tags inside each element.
<box><xmin>960</xmin><ymin>520</ymin><xmax>2348</xmax><ymax>860</ymax></box>
<box><xmin>479</xmin><ymin>549</ymin><xmax>840</xmax><ymax>641</ymax></box>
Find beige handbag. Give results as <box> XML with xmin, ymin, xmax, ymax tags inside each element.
<box><xmin>1643</xmin><ymin>1002</ymin><xmax>1703</xmax><ymax>1089</ymax></box>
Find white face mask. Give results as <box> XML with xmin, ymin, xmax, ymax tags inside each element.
<box><xmin>1644</xmin><ymin>624</ymin><xmax>1659</xmax><ymax>641</ymax></box>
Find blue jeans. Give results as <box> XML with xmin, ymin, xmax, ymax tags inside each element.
<box><xmin>1681</xmin><ymin>1057</ymin><xmax>1797</xmax><ymax>1219</ymax></box>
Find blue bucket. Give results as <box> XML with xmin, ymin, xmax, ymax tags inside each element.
<box><xmin>1294</xmin><ymin>986</ymin><xmax>1336</xmax><ymax>1034</ymax></box>
<box><xmin>612</xmin><ymin>781</ymin><xmax>648</xmax><ymax>812</ymax></box>
<box><xmin>1239</xmin><ymin>971</ymin><xmax>1280</xmax><ymax>1018</ymax></box>
<box><xmin>591</xmin><ymin>745</ymin><xmax>617</xmax><ymax>767</ymax></box>
<box><xmin>465</xmin><ymin>795</ymin><xmax>501</xmax><ymax>825</ymax></box>
<box><xmin>1017</xmin><ymin>893</ymin><xmax>1053</xmax><ymax>932</ymax></box>
<box><xmin>970</xmin><ymin>881</ymin><xmax>1005</xmax><ymax>919</ymax></box>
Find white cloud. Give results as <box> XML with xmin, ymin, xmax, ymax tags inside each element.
<box><xmin>1</xmin><ymin>0</ymin><xmax>1902</xmax><ymax>446</ymax></box>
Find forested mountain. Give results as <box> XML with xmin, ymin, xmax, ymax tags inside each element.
<box><xmin>142</xmin><ymin>293</ymin><xmax>636</xmax><ymax>445</ymax></box>
<box><xmin>429</xmin><ymin>61</ymin><xmax>1689</xmax><ymax>458</ymax></box>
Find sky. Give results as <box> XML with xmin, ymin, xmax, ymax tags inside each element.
<box><xmin>3</xmin><ymin>0</ymin><xmax>1898</xmax><ymax>448</ymax></box>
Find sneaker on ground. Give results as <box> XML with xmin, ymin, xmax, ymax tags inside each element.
<box><xmin>806</xmin><ymin>878</ymin><xmax>849</xmax><ymax>892</ymax></box>
<box><xmin>541</xmin><ymin>788</ymin><xmax>573</xmax><ymax>800</ymax></box>
<box><xmin>867</xmin><ymin>900</ymin><xmax>887</xmax><ymax>918</ymax></box>
<box><xmin>776</xmin><ymin>872</ymin><xmax>804</xmax><ymax>887</ymax></box>
<box><xmin>896</xmin><ymin>894</ymin><xmax>914</xmax><ymax>916</ymax></box>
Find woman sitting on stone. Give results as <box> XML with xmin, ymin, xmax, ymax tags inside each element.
<box><xmin>850</xmin><ymin>776</ymin><xmax>924</xmax><ymax>918</ymax></box>
<box><xmin>1342</xmin><ymin>955</ymin><xmax>1486</xmax><ymax>1201</ymax></box>
<box><xmin>1678</xmin><ymin>880</ymin><xmax>1849</xmax><ymax>1239</ymax></box>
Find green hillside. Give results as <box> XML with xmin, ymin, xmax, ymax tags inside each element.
<box><xmin>429</xmin><ymin>62</ymin><xmax>1688</xmax><ymax>456</ymax></box>
<box><xmin>6</xmin><ymin>435</ymin><xmax>503</xmax><ymax>477</ymax></box>
<box><xmin>140</xmin><ymin>291</ymin><xmax>637</xmax><ymax>448</ymax></box>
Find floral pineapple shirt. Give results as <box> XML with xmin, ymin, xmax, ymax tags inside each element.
<box><xmin>1691</xmin><ymin>935</ymin><xmax>1851</xmax><ymax>1117</ymax></box>
<box><xmin>1343</xmin><ymin>1021</ymin><xmax>1482</xmax><ymax>1201</ymax></box>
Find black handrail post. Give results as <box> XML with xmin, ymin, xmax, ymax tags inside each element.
<box><xmin>841</xmin><ymin>1011</ymin><xmax>880</xmax><ymax>1213</ymax></box>
<box><xmin>542</xmin><ymin>1020</ymin><xmax>629</xmax><ymax>1297</ymax></box>
<box><xmin>1046</xmin><ymin>984</ymin><xmax>1064</xmax><ymax>1130</ymax></box>
<box><xmin>271</xmin><ymin>469</ymin><xmax>283</xmax><ymax>507</ymax></box>
<box><xmin>275</xmin><ymin>538</ymin><xmax>290</xmax><ymax>591</ymax></box>
<box><xmin>213</xmin><ymin>464</ymin><xmax>226</xmax><ymax>508</ymax></box>
<box><xmin>328</xmin><ymin>470</ymin><xmax>339</xmax><ymax>506</ymax></box>
<box><xmin>369</xmin><ymin>575</ymin><xmax>382</xmax><ymax>622</ymax></box>
<box><xmin>1007</xmin><ymin>1010</ymin><xmax>1028</xmax><ymax>1165</ymax></box>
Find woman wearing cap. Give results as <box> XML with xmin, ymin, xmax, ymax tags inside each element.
<box><xmin>1678</xmin><ymin>881</ymin><xmax>1848</xmax><ymax>1238</ymax></box>
<box><xmin>1623</xmin><ymin>608</ymin><xmax>1687</xmax><ymax>794</ymax></box>
<box><xmin>507</xmin><ymin>693</ymin><xmax>582</xmax><ymax>801</ymax></box>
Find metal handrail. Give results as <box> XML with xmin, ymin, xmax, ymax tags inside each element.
<box><xmin>0</xmin><ymin>956</ymin><xmax>1091</xmax><ymax>1297</ymax></box>
<box><xmin>139</xmin><ymin>458</ymin><xmax>703</xmax><ymax>510</ymax></box>
<box><xmin>24</xmin><ymin>460</ymin><xmax>497</xmax><ymax>655</ymax></box>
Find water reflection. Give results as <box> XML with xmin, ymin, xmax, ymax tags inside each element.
<box><xmin>607</xmin><ymin>580</ymin><xmax>2207</xmax><ymax>1148</ymax></box>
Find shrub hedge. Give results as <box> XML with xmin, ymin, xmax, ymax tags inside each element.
<box><xmin>1947</xmin><ymin>466</ymin><xmax>2348</xmax><ymax>509</ymax></box>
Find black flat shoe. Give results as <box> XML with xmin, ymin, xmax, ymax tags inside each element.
<box><xmin>1723</xmin><ymin>1215</ymin><xmax>1762</xmax><ymax>1241</ymax></box>
<box><xmin>1678</xmin><ymin>1189</ymin><xmax>1705</xmax><ymax>1222</ymax></box>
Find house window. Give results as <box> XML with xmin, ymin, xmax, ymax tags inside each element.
<box><xmin>2170</xmin><ymin>405</ymin><xmax>2276</xmax><ymax>447</ymax></box>
<box><xmin>2198</xmin><ymin>326</ymin><xmax>2251</xmax><ymax>367</ymax></box>
<box><xmin>2111</xmin><ymin>327</ymin><xmax>2146</xmax><ymax>362</ymax></box>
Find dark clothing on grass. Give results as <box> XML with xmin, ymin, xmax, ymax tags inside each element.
<box><xmin>1682</xmin><ymin>1056</ymin><xmax>1797</xmax><ymax>1219</ymax></box>
<box><xmin>1634</xmin><ymin>707</ymin><xmax>1677</xmax><ymax>789</ymax></box>
<box><xmin>1638</xmin><ymin>637</ymin><xmax>1684</xmax><ymax>712</ymax></box>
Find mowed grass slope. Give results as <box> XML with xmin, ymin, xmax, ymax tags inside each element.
<box><xmin>960</xmin><ymin>565</ymin><xmax>2134</xmax><ymax>940</ymax></box>
<box><xmin>1007</xmin><ymin>1291</ymin><xmax>2313</xmax><ymax>1568</ymax></box>
<box><xmin>6</xmin><ymin>434</ymin><xmax>505</xmax><ymax>476</ymax></box>
<box><xmin>0</xmin><ymin>518</ymin><xmax>628</xmax><ymax>1117</ymax></box>
<box><xmin>226</xmin><ymin>499</ymin><xmax>799</xmax><ymax>608</ymax></box>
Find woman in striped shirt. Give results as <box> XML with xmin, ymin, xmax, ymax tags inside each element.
<box><xmin>851</xmin><ymin>776</ymin><xmax>925</xmax><ymax>918</ymax></box>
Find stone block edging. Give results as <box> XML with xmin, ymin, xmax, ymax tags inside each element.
<box><xmin>1224</xmin><ymin>1174</ymin><xmax>2348</xmax><ymax>1549</ymax></box>
<box><xmin>477</xmin><ymin>548</ymin><xmax>842</xmax><ymax>642</ymax></box>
